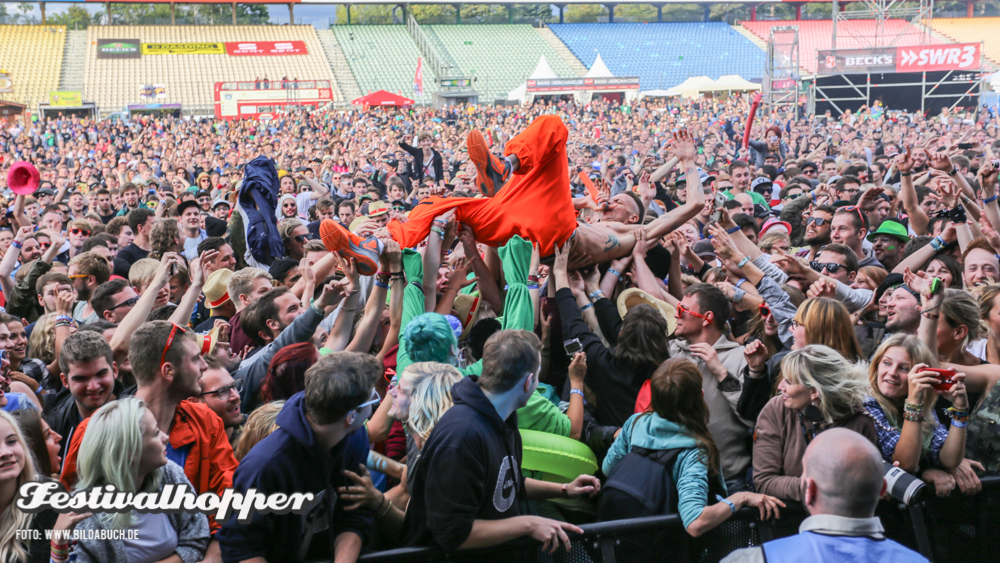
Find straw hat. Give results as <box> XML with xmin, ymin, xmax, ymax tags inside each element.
<box><xmin>616</xmin><ymin>288</ymin><xmax>677</xmax><ymax>336</ymax></box>
<box><xmin>453</xmin><ymin>293</ymin><xmax>482</xmax><ymax>341</ymax></box>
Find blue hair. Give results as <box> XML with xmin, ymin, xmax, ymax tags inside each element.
<box><xmin>404</xmin><ymin>313</ymin><xmax>458</xmax><ymax>365</ymax></box>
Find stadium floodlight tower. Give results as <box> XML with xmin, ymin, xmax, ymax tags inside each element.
<box><xmin>765</xmin><ymin>26</ymin><xmax>800</xmax><ymax>117</ymax></box>
<box><xmin>831</xmin><ymin>0</ymin><xmax>935</xmax><ymax>49</ymax></box>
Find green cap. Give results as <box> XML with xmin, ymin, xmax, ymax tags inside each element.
<box><xmin>866</xmin><ymin>220</ymin><xmax>910</xmax><ymax>243</ymax></box>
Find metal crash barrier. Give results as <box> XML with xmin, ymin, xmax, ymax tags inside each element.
<box><xmin>347</xmin><ymin>476</ymin><xmax>1000</xmax><ymax>563</ymax></box>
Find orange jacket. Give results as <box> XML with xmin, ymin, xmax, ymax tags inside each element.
<box><xmin>60</xmin><ymin>400</ymin><xmax>238</xmax><ymax>532</ymax></box>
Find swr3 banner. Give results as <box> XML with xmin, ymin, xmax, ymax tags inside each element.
<box><xmin>818</xmin><ymin>43</ymin><xmax>981</xmax><ymax>75</ymax></box>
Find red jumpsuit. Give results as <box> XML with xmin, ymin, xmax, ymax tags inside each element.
<box><xmin>386</xmin><ymin>115</ymin><xmax>578</xmax><ymax>256</ymax></box>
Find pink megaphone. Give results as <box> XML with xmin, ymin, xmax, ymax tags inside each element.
<box><xmin>7</xmin><ymin>162</ymin><xmax>39</xmax><ymax>196</ymax></box>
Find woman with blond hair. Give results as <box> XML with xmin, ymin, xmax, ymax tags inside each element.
<box><xmin>233</xmin><ymin>400</ymin><xmax>285</xmax><ymax>461</ymax></box>
<box><xmin>0</xmin><ymin>410</ymin><xmax>89</xmax><ymax>563</ymax></box>
<box><xmin>72</xmin><ymin>398</ymin><xmax>209</xmax><ymax>563</ymax></box>
<box><xmin>600</xmin><ymin>358</ymin><xmax>784</xmax><ymax>536</ymax></box>
<box><xmin>752</xmin><ymin>345</ymin><xmax>877</xmax><ymax>501</ymax></box>
<box><xmin>741</xmin><ymin>297</ymin><xmax>863</xmax><ymax>422</ymax></box>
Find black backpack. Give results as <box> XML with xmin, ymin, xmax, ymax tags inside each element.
<box><xmin>597</xmin><ymin>446</ymin><xmax>684</xmax><ymax>521</ymax></box>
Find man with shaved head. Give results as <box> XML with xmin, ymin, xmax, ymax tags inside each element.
<box><xmin>721</xmin><ymin>428</ymin><xmax>928</xmax><ymax>562</ymax></box>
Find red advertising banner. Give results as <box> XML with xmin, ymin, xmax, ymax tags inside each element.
<box><xmin>895</xmin><ymin>43</ymin><xmax>980</xmax><ymax>72</ymax></box>
<box><xmin>224</xmin><ymin>41</ymin><xmax>308</xmax><ymax>56</ymax></box>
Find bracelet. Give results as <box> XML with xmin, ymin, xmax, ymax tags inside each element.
<box><xmin>900</xmin><ymin>171</ymin><xmax>912</xmax><ymax>177</ymax></box>
<box><xmin>10</xmin><ymin>240</ymin><xmax>21</xmax><ymax>249</ymax></box>
<box><xmin>570</xmin><ymin>388</ymin><xmax>585</xmax><ymax>403</ymax></box>
<box><xmin>726</xmin><ymin>225</ymin><xmax>741</xmax><ymax>234</ymax></box>
<box><xmin>580</xmin><ymin>302</ymin><xmax>594</xmax><ymax>312</ymax></box>
<box><xmin>732</xmin><ymin>287</ymin><xmax>746</xmax><ymax>303</ymax></box>
<box><xmin>430</xmin><ymin>227</ymin><xmax>445</xmax><ymax>236</ymax></box>
<box><xmin>921</xmin><ymin>312</ymin><xmax>940</xmax><ymax>319</ymax></box>
<box><xmin>377</xmin><ymin>271</ymin><xmax>391</xmax><ymax>277</ymax></box>
<box><xmin>737</xmin><ymin>256</ymin><xmax>751</xmax><ymax>269</ymax></box>
<box><xmin>391</xmin><ymin>271</ymin><xmax>404</xmax><ymax>277</ymax></box>
<box><xmin>946</xmin><ymin>407</ymin><xmax>970</xmax><ymax>418</ymax></box>
<box><xmin>903</xmin><ymin>400</ymin><xmax>925</xmax><ymax>422</ymax></box>
<box><xmin>951</xmin><ymin>418</ymin><xmax>969</xmax><ymax>428</ymax></box>
<box><xmin>339</xmin><ymin>305</ymin><xmax>358</xmax><ymax>312</ymax></box>
<box><xmin>716</xmin><ymin>494</ymin><xmax>737</xmax><ymax>514</ymax></box>
<box><xmin>526</xmin><ymin>283</ymin><xmax>539</xmax><ymax>290</ymax></box>
<box><xmin>376</xmin><ymin>497</ymin><xmax>394</xmax><ymax>519</ymax></box>
<box><xmin>589</xmin><ymin>290</ymin><xmax>605</xmax><ymax>301</ymax></box>
<box><xmin>55</xmin><ymin>315</ymin><xmax>74</xmax><ymax>323</ymax></box>
<box><xmin>607</xmin><ymin>268</ymin><xmax>621</xmax><ymax>278</ymax></box>
<box><xmin>929</xmin><ymin>236</ymin><xmax>945</xmax><ymax>252</ymax></box>
<box><xmin>527</xmin><ymin>274</ymin><xmax>539</xmax><ymax>283</ymax></box>
<box><xmin>374</xmin><ymin>280</ymin><xmax>389</xmax><ymax>289</ymax></box>
<box><xmin>984</xmin><ymin>195</ymin><xmax>998</xmax><ymax>205</ymax></box>
<box><xmin>735</xmin><ymin>278</ymin><xmax>747</xmax><ymax>288</ymax></box>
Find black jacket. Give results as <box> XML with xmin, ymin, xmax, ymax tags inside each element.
<box><xmin>217</xmin><ymin>392</ymin><xmax>373</xmax><ymax>562</ymax></box>
<box><xmin>399</xmin><ymin>140</ymin><xmax>444</xmax><ymax>185</ymax></box>
<box><xmin>557</xmin><ymin>288</ymin><xmax>653</xmax><ymax>428</ymax></box>
<box><xmin>43</xmin><ymin>379</ymin><xmax>124</xmax><ymax>471</ymax></box>
<box><xmin>403</xmin><ymin>377</ymin><xmax>525</xmax><ymax>551</ymax></box>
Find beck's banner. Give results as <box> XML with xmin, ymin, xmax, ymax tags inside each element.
<box><xmin>818</xmin><ymin>43</ymin><xmax>982</xmax><ymax>75</ymax></box>
<box><xmin>141</xmin><ymin>43</ymin><xmax>224</xmax><ymax>55</ymax></box>
<box><xmin>224</xmin><ymin>41</ymin><xmax>307</xmax><ymax>56</ymax></box>
<box><xmin>96</xmin><ymin>38</ymin><xmax>141</xmax><ymax>59</ymax></box>
<box><xmin>49</xmin><ymin>92</ymin><xmax>82</xmax><ymax>106</ymax></box>
<box><xmin>0</xmin><ymin>72</ymin><xmax>11</xmax><ymax>93</ymax></box>
<box><xmin>817</xmin><ymin>48</ymin><xmax>896</xmax><ymax>75</ymax></box>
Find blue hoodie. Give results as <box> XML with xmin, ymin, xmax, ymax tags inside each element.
<box><xmin>217</xmin><ymin>392</ymin><xmax>373</xmax><ymax>563</ymax></box>
<box><xmin>603</xmin><ymin>412</ymin><xmax>728</xmax><ymax>529</ymax></box>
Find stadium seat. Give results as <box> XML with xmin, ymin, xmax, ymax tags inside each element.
<box><xmin>332</xmin><ymin>25</ymin><xmax>434</xmax><ymax>104</ymax></box>
<box><xmin>82</xmin><ymin>25</ymin><xmax>341</xmax><ymax>115</ymax></box>
<box><xmin>423</xmin><ymin>24</ymin><xmax>578</xmax><ymax>102</ymax></box>
<box><xmin>0</xmin><ymin>25</ymin><xmax>66</xmax><ymax>109</ymax></box>
<box><xmin>547</xmin><ymin>22</ymin><xmax>766</xmax><ymax>91</ymax></box>
<box><xmin>929</xmin><ymin>17</ymin><xmax>1000</xmax><ymax>65</ymax></box>
<box><xmin>740</xmin><ymin>20</ymin><xmax>943</xmax><ymax>74</ymax></box>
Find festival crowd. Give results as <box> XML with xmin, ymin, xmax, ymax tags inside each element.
<box><xmin>0</xmin><ymin>95</ymin><xmax>996</xmax><ymax>563</ymax></box>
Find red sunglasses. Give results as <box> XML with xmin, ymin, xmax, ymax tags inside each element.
<box><xmin>160</xmin><ymin>323</ymin><xmax>187</xmax><ymax>369</ymax></box>
<box><xmin>759</xmin><ymin>303</ymin><xmax>771</xmax><ymax>318</ymax></box>
<box><xmin>676</xmin><ymin>305</ymin><xmax>712</xmax><ymax>322</ymax></box>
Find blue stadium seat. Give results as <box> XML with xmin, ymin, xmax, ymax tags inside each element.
<box><xmin>548</xmin><ymin>22</ymin><xmax>766</xmax><ymax>90</ymax></box>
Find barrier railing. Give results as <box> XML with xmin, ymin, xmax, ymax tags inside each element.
<box><xmin>346</xmin><ymin>475</ymin><xmax>1000</xmax><ymax>563</ymax></box>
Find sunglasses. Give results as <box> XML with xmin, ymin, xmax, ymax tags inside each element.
<box><xmin>759</xmin><ymin>303</ymin><xmax>771</xmax><ymax>318</ymax></box>
<box><xmin>806</xmin><ymin>217</ymin><xmax>828</xmax><ymax>226</ymax></box>
<box><xmin>293</xmin><ymin>234</ymin><xmax>309</xmax><ymax>243</ymax></box>
<box><xmin>676</xmin><ymin>304</ymin><xmax>712</xmax><ymax>322</ymax></box>
<box><xmin>109</xmin><ymin>296</ymin><xmax>140</xmax><ymax>311</ymax></box>
<box><xmin>393</xmin><ymin>206</ymin><xmax>406</xmax><ymax>211</ymax></box>
<box><xmin>68</xmin><ymin>274</ymin><xmax>89</xmax><ymax>280</ymax></box>
<box><xmin>810</xmin><ymin>261</ymin><xmax>844</xmax><ymax>274</ymax></box>
<box><xmin>70</xmin><ymin>228</ymin><xmax>91</xmax><ymax>237</ymax></box>
<box><xmin>160</xmin><ymin>323</ymin><xmax>186</xmax><ymax>369</ymax></box>
<box><xmin>356</xmin><ymin>389</ymin><xmax>381</xmax><ymax>411</ymax></box>
<box><xmin>199</xmin><ymin>379</ymin><xmax>243</xmax><ymax>401</ymax></box>
<box><xmin>841</xmin><ymin>205</ymin><xmax>867</xmax><ymax>228</ymax></box>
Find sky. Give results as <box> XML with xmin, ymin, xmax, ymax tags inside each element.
<box><xmin>1</xmin><ymin>2</ymin><xmax>342</xmax><ymax>27</ymax></box>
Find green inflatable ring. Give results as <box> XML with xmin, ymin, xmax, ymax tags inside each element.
<box><xmin>519</xmin><ymin>429</ymin><xmax>598</xmax><ymax>484</ymax></box>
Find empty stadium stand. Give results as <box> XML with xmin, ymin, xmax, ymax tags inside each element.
<box><xmin>928</xmin><ymin>17</ymin><xmax>1000</xmax><ymax>64</ymax></box>
<box><xmin>331</xmin><ymin>25</ymin><xmax>435</xmax><ymax>105</ymax></box>
<box><xmin>0</xmin><ymin>25</ymin><xmax>66</xmax><ymax>110</ymax></box>
<box><xmin>82</xmin><ymin>25</ymin><xmax>340</xmax><ymax>115</ymax></box>
<box><xmin>548</xmin><ymin>22</ymin><xmax>766</xmax><ymax>91</ymax></box>
<box><xmin>423</xmin><ymin>24</ymin><xmax>579</xmax><ymax>102</ymax></box>
<box><xmin>740</xmin><ymin>19</ymin><xmax>942</xmax><ymax>74</ymax></box>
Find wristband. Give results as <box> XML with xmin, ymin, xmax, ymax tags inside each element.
<box><xmin>900</xmin><ymin>171</ymin><xmax>912</xmax><ymax>177</ymax></box>
<box><xmin>607</xmin><ymin>268</ymin><xmax>621</xmax><ymax>279</ymax></box>
<box><xmin>984</xmin><ymin>195</ymin><xmax>998</xmax><ymax>205</ymax></box>
<box><xmin>374</xmin><ymin>280</ymin><xmax>389</xmax><ymax>289</ymax></box>
<box><xmin>716</xmin><ymin>494</ymin><xmax>737</xmax><ymax>514</ymax></box>
<box><xmin>737</xmin><ymin>256</ymin><xmax>751</xmax><ymax>269</ymax></box>
<box><xmin>735</xmin><ymin>278</ymin><xmax>747</xmax><ymax>288</ymax></box>
<box><xmin>55</xmin><ymin>315</ymin><xmax>74</xmax><ymax>323</ymax></box>
<box><xmin>589</xmin><ymin>290</ymin><xmax>605</xmax><ymax>301</ymax></box>
<box><xmin>726</xmin><ymin>225</ymin><xmax>741</xmax><ymax>234</ymax></box>
<box><xmin>526</xmin><ymin>283</ymin><xmax>539</xmax><ymax>290</ymax></box>
<box><xmin>377</xmin><ymin>271</ymin><xmax>391</xmax><ymax>278</ymax></box>
<box><xmin>10</xmin><ymin>240</ymin><xmax>21</xmax><ymax>249</ymax></box>
<box><xmin>580</xmin><ymin>302</ymin><xmax>594</xmax><ymax>312</ymax></box>
<box><xmin>928</xmin><ymin>236</ymin><xmax>945</xmax><ymax>252</ymax></box>
<box><xmin>732</xmin><ymin>287</ymin><xmax>746</xmax><ymax>304</ymax></box>
<box><xmin>570</xmin><ymin>388</ymin><xmax>585</xmax><ymax>401</ymax></box>
<box><xmin>527</xmin><ymin>274</ymin><xmax>539</xmax><ymax>283</ymax></box>
<box><xmin>951</xmin><ymin>418</ymin><xmax>969</xmax><ymax>428</ymax></box>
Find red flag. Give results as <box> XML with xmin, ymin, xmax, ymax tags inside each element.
<box><xmin>414</xmin><ymin>57</ymin><xmax>424</xmax><ymax>96</ymax></box>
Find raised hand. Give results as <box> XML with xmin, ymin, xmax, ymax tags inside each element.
<box><xmin>743</xmin><ymin>339</ymin><xmax>770</xmax><ymax>373</ymax></box>
<box><xmin>671</xmin><ymin>129</ymin><xmax>697</xmax><ymax>161</ymax></box>
<box><xmin>857</xmin><ymin>186</ymin><xmax>884</xmax><ymax>212</ymax></box>
<box><xmin>938</xmin><ymin>179</ymin><xmax>960</xmax><ymax>209</ymax></box>
<box><xmin>806</xmin><ymin>277</ymin><xmax>837</xmax><ymax>299</ymax></box>
<box><xmin>568</xmin><ymin>352</ymin><xmax>586</xmax><ymax>387</ymax></box>
<box><xmin>895</xmin><ymin>147</ymin><xmax>915</xmax><ymax>175</ymax></box>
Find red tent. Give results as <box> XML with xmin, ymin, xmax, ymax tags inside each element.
<box><xmin>351</xmin><ymin>90</ymin><xmax>415</xmax><ymax>108</ymax></box>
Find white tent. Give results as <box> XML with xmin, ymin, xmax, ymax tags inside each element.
<box><xmin>507</xmin><ymin>55</ymin><xmax>559</xmax><ymax>102</ymax></box>
<box><xmin>664</xmin><ymin>76</ymin><xmax>718</xmax><ymax>98</ymax></box>
<box><xmin>586</xmin><ymin>53</ymin><xmax>613</xmax><ymax>78</ymax></box>
<box><xmin>710</xmin><ymin>75</ymin><xmax>761</xmax><ymax>92</ymax></box>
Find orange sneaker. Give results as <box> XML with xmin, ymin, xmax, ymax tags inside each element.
<box><xmin>467</xmin><ymin>130</ymin><xmax>510</xmax><ymax>198</ymax></box>
<box><xmin>319</xmin><ymin>219</ymin><xmax>382</xmax><ymax>276</ymax></box>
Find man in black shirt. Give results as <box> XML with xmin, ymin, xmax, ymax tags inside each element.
<box><xmin>112</xmin><ymin>207</ymin><xmax>155</xmax><ymax>278</ymax></box>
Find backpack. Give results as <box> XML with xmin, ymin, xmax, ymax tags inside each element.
<box><xmin>597</xmin><ymin>446</ymin><xmax>683</xmax><ymax>521</ymax></box>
